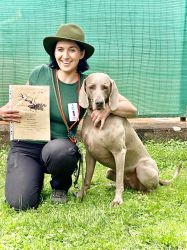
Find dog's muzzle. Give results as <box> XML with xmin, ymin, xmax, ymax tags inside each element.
<box><xmin>95</xmin><ymin>97</ymin><xmax>105</xmax><ymax>110</ymax></box>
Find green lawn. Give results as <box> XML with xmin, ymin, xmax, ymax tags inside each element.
<box><xmin>0</xmin><ymin>140</ymin><xmax>186</xmax><ymax>250</ymax></box>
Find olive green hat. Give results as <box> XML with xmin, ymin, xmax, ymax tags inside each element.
<box><xmin>43</xmin><ymin>23</ymin><xmax>95</xmax><ymax>59</ymax></box>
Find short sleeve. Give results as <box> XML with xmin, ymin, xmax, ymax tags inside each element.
<box><xmin>28</xmin><ymin>64</ymin><xmax>49</xmax><ymax>85</ymax></box>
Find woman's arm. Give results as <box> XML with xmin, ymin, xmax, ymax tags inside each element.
<box><xmin>110</xmin><ymin>94</ymin><xmax>137</xmax><ymax>117</ymax></box>
<box><xmin>91</xmin><ymin>94</ymin><xmax>137</xmax><ymax>129</ymax></box>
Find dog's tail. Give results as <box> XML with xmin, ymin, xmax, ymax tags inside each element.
<box><xmin>159</xmin><ymin>162</ymin><xmax>182</xmax><ymax>186</ymax></box>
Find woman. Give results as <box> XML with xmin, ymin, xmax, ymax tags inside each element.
<box><xmin>0</xmin><ymin>23</ymin><xmax>137</xmax><ymax>210</ymax></box>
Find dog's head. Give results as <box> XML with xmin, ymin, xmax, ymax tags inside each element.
<box><xmin>79</xmin><ymin>73</ymin><xmax>119</xmax><ymax>111</ymax></box>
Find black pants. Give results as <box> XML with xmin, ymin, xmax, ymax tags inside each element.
<box><xmin>5</xmin><ymin>139</ymin><xmax>80</xmax><ymax>210</ymax></box>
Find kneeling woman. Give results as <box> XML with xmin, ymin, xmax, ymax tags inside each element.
<box><xmin>0</xmin><ymin>23</ymin><xmax>136</xmax><ymax>210</ymax></box>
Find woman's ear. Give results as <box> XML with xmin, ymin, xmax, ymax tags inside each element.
<box><xmin>80</xmin><ymin>49</ymin><xmax>85</xmax><ymax>60</ymax></box>
<box><xmin>109</xmin><ymin>79</ymin><xmax>119</xmax><ymax>111</ymax></box>
<box><xmin>79</xmin><ymin>79</ymin><xmax>89</xmax><ymax>108</ymax></box>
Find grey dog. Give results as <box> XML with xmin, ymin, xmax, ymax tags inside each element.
<box><xmin>77</xmin><ymin>72</ymin><xmax>181</xmax><ymax>205</ymax></box>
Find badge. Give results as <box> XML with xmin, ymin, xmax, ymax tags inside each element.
<box><xmin>68</xmin><ymin>103</ymin><xmax>79</xmax><ymax>121</ymax></box>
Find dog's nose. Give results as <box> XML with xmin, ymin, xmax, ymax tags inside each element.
<box><xmin>95</xmin><ymin>100</ymin><xmax>104</xmax><ymax>106</ymax></box>
<box><xmin>95</xmin><ymin>99</ymin><xmax>104</xmax><ymax>109</ymax></box>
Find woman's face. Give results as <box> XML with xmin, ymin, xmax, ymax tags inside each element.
<box><xmin>54</xmin><ymin>40</ymin><xmax>85</xmax><ymax>73</ymax></box>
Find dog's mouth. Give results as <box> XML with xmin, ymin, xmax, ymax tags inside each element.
<box><xmin>90</xmin><ymin>105</ymin><xmax>104</xmax><ymax>111</ymax></box>
<box><xmin>95</xmin><ymin>104</ymin><xmax>104</xmax><ymax>110</ymax></box>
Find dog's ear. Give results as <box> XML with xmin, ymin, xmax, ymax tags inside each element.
<box><xmin>109</xmin><ymin>79</ymin><xmax>119</xmax><ymax>111</ymax></box>
<box><xmin>79</xmin><ymin>79</ymin><xmax>89</xmax><ymax>108</ymax></box>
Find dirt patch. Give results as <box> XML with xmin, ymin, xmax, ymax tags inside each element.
<box><xmin>0</xmin><ymin>132</ymin><xmax>10</xmax><ymax>145</ymax></box>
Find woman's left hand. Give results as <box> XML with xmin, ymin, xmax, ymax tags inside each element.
<box><xmin>91</xmin><ymin>104</ymin><xmax>111</xmax><ymax>129</ymax></box>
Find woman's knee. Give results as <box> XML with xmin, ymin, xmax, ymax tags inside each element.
<box><xmin>42</xmin><ymin>139</ymin><xmax>78</xmax><ymax>161</ymax></box>
<box><xmin>5</xmin><ymin>190</ymin><xmax>41</xmax><ymax>211</ymax></box>
<box><xmin>42</xmin><ymin>139</ymin><xmax>79</xmax><ymax>175</ymax></box>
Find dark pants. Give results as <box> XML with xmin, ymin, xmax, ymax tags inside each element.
<box><xmin>5</xmin><ymin>139</ymin><xmax>80</xmax><ymax>210</ymax></box>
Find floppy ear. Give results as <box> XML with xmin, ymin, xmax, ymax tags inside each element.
<box><xmin>109</xmin><ymin>79</ymin><xmax>119</xmax><ymax>111</ymax></box>
<box><xmin>79</xmin><ymin>79</ymin><xmax>89</xmax><ymax>108</ymax></box>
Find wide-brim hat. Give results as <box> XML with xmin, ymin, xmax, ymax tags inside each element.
<box><xmin>43</xmin><ymin>23</ymin><xmax>95</xmax><ymax>59</ymax></box>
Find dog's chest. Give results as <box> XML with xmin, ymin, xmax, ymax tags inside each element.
<box><xmin>83</xmin><ymin>126</ymin><xmax>108</xmax><ymax>149</ymax></box>
<box><xmin>82</xmin><ymin>124</ymin><xmax>115</xmax><ymax>166</ymax></box>
<box><xmin>82</xmin><ymin>115</ymin><xmax>125</xmax><ymax>151</ymax></box>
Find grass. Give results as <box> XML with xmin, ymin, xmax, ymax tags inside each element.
<box><xmin>0</xmin><ymin>139</ymin><xmax>187</xmax><ymax>250</ymax></box>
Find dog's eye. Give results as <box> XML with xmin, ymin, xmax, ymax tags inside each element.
<box><xmin>102</xmin><ymin>85</ymin><xmax>108</xmax><ymax>90</ymax></box>
<box><xmin>89</xmin><ymin>85</ymin><xmax>96</xmax><ymax>90</ymax></box>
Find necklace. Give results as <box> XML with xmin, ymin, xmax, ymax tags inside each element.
<box><xmin>51</xmin><ymin>69</ymin><xmax>80</xmax><ymax>143</ymax></box>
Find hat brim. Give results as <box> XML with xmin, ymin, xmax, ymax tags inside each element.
<box><xmin>43</xmin><ymin>36</ymin><xmax>95</xmax><ymax>59</ymax></box>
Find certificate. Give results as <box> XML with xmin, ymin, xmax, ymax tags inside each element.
<box><xmin>9</xmin><ymin>85</ymin><xmax>50</xmax><ymax>141</ymax></box>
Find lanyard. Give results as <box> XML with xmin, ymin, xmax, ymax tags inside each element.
<box><xmin>51</xmin><ymin>69</ymin><xmax>81</xmax><ymax>143</ymax></box>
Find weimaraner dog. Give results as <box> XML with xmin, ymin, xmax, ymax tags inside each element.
<box><xmin>78</xmin><ymin>72</ymin><xmax>181</xmax><ymax>205</ymax></box>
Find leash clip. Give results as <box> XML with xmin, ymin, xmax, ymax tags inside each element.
<box><xmin>68</xmin><ymin>130</ymin><xmax>77</xmax><ymax>144</ymax></box>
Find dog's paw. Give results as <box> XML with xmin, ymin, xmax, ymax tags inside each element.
<box><xmin>76</xmin><ymin>189</ymin><xmax>85</xmax><ymax>200</ymax></box>
<box><xmin>112</xmin><ymin>197</ymin><xmax>123</xmax><ymax>206</ymax></box>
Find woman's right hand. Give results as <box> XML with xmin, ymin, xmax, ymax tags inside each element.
<box><xmin>0</xmin><ymin>102</ymin><xmax>21</xmax><ymax>122</ymax></box>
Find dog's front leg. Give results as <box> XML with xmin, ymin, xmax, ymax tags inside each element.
<box><xmin>77</xmin><ymin>150</ymin><xmax>96</xmax><ymax>199</ymax></box>
<box><xmin>111</xmin><ymin>148</ymin><xmax>126</xmax><ymax>206</ymax></box>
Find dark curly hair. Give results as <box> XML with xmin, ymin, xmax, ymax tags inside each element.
<box><xmin>49</xmin><ymin>41</ymin><xmax>89</xmax><ymax>73</ymax></box>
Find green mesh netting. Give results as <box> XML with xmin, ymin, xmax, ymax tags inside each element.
<box><xmin>0</xmin><ymin>0</ymin><xmax>187</xmax><ymax>117</ymax></box>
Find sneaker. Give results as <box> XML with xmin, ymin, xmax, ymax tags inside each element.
<box><xmin>51</xmin><ymin>189</ymin><xmax>68</xmax><ymax>203</ymax></box>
